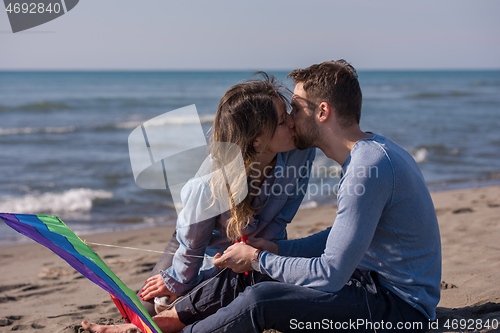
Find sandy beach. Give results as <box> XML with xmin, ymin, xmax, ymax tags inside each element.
<box><xmin>1</xmin><ymin>185</ymin><xmax>499</xmax><ymax>333</ymax></box>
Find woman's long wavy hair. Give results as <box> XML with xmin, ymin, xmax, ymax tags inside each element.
<box><xmin>209</xmin><ymin>73</ymin><xmax>289</xmax><ymax>240</ymax></box>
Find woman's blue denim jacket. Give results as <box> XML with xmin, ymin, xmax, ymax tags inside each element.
<box><xmin>161</xmin><ymin>148</ymin><xmax>315</xmax><ymax>296</ymax></box>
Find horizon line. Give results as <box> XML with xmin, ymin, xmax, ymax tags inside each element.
<box><xmin>1</xmin><ymin>68</ymin><xmax>500</xmax><ymax>72</ymax></box>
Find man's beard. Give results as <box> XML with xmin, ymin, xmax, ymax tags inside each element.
<box><xmin>294</xmin><ymin>116</ymin><xmax>319</xmax><ymax>150</ymax></box>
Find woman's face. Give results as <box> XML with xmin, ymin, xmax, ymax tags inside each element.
<box><xmin>260</xmin><ymin>98</ymin><xmax>296</xmax><ymax>155</ymax></box>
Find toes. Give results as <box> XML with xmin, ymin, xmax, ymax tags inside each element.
<box><xmin>80</xmin><ymin>321</ymin><xmax>139</xmax><ymax>333</ymax></box>
<box><xmin>81</xmin><ymin>320</ymin><xmax>103</xmax><ymax>332</ymax></box>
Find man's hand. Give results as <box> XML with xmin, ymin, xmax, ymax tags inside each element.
<box><xmin>140</xmin><ymin>274</ymin><xmax>178</xmax><ymax>302</ymax></box>
<box><xmin>213</xmin><ymin>242</ymin><xmax>256</xmax><ymax>273</ymax></box>
<box><xmin>246</xmin><ymin>237</ymin><xmax>279</xmax><ymax>255</ymax></box>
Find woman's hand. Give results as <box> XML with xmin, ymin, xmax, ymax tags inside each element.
<box><xmin>213</xmin><ymin>242</ymin><xmax>256</xmax><ymax>273</ymax></box>
<box><xmin>246</xmin><ymin>237</ymin><xmax>279</xmax><ymax>255</ymax></box>
<box><xmin>140</xmin><ymin>274</ymin><xmax>178</xmax><ymax>302</ymax></box>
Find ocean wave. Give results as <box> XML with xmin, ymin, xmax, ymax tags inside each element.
<box><xmin>299</xmin><ymin>201</ymin><xmax>319</xmax><ymax>210</ymax></box>
<box><xmin>0</xmin><ymin>126</ymin><xmax>76</xmax><ymax>136</ymax></box>
<box><xmin>116</xmin><ymin>114</ymin><xmax>215</xmax><ymax>129</ymax></box>
<box><xmin>117</xmin><ymin>99</ymin><xmax>170</xmax><ymax>108</ymax></box>
<box><xmin>164</xmin><ymin>201</ymin><xmax>184</xmax><ymax>212</ymax></box>
<box><xmin>143</xmin><ymin>216</ymin><xmax>176</xmax><ymax>224</ymax></box>
<box><xmin>407</xmin><ymin>144</ymin><xmax>464</xmax><ymax>162</ymax></box>
<box><xmin>0</xmin><ymin>188</ymin><xmax>113</xmax><ymax>215</ymax></box>
<box><xmin>0</xmin><ymin>98</ymin><xmax>205</xmax><ymax>113</ymax></box>
<box><xmin>408</xmin><ymin>91</ymin><xmax>473</xmax><ymax>99</ymax></box>
<box><xmin>0</xmin><ymin>101</ymin><xmax>74</xmax><ymax>112</ymax></box>
<box><xmin>467</xmin><ymin>100</ymin><xmax>500</xmax><ymax>105</ymax></box>
<box><xmin>472</xmin><ymin>80</ymin><xmax>500</xmax><ymax>87</ymax></box>
<box><xmin>407</xmin><ymin>147</ymin><xmax>428</xmax><ymax>163</ymax></box>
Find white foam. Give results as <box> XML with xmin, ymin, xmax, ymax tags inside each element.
<box><xmin>0</xmin><ymin>126</ymin><xmax>76</xmax><ymax>136</ymax></box>
<box><xmin>116</xmin><ymin>114</ymin><xmax>215</xmax><ymax>129</ymax></box>
<box><xmin>0</xmin><ymin>188</ymin><xmax>113</xmax><ymax>214</ymax></box>
<box><xmin>410</xmin><ymin>148</ymin><xmax>428</xmax><ymax>163</ymax></box>
<box><xmin>299</xmin><ymin>201</ymin><xmax>319</xmax><ymax>210</ymax></box>
<box><xmin>115</xmin><ymin>121</ymin><xmax>143</xmax><ymax>129</ymax></box>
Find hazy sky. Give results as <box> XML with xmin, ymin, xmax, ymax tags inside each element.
<box><xmin>1</xmin><ymin>0</ymin><xmax>499</xmax><ymax>70</ymax></box>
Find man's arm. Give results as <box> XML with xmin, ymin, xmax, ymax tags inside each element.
<box><xmin>261</xmin><ymin>157</ymin><xmax>393</xmax><ymax>292</ymax></box>
<box><xmin>216</xmin><ymin>155</ymin><xmax>394</xmax><ymax>293</ymax></box>
<box><xmin>276</xmin><ymin>227</ymin><xmax>331</xmax><ymax>258</ymax></box>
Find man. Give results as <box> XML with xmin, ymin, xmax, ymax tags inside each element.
<box><xmin>84</xmin><ymin>60</ymin><xmax>441</xmax><ymax>332</ymax></box>
<box><xmin>185</xmin><ymin>60</ymin><xmax>441</xmax><ymax>332</ymax></box>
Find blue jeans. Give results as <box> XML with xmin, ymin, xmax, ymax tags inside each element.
<box><xmin>182</xmin><ymin>270</ymin><xmax>428</xmax><ymax>333</ymax></box>
<box><xmin>175</xmin><ymin>268</ymin><xmax>275</xmax><ymax>325</ymax></box>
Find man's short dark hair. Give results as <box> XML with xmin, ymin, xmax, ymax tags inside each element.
<box><xmin>287</xmin><ymin>60</ymin><xmax>362</xmax><ymax>128</ymax></box>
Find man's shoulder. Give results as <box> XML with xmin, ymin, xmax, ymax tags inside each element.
<box><xmin>349</xmin><ymin>134</ymin><xmax>392</xmax><ymax>167</ymax></box>
<box><xmin>345</xmin><ymin>133</ymin><xmax>415</xmax><ymax>187</ymax></box>
<box><xmin>351</xmin><ymin>133</ymin><xmax>411</xmax><ymax>167</ymax></box>
<box><xmin>348</xmin><ymin>133</ymin><xmax>425</xmax><ymax>190</ymax></box>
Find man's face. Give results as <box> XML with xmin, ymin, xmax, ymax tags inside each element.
<box><xmin>290</xmin><ymin>83</ymin><xmax>320</xmax><ymax>150</ymax></box>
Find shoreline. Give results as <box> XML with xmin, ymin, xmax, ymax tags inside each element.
<box><xmin>2</xmin><ymin>177</ymin><xmax>500</xmax><ymax>247</ymax></box>
<box><xmin>427</xmin><ymin>177</ymin><xmax>500</xmax><ymax>193</ymax></box>
<box><xmin>0</xmin><ymin>184</ymin><xmax>499</xmax><ymax>332</ymax></box>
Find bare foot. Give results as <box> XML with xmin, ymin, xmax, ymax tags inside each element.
<box><xmin>81</xmin><ymin>320</ymin><xmax>141</xmax><ymax>333</ymax></box>
<box><xmin>153</xmin><ymin>307</ymin><xmax>186</xmax><ymax>333</ymax></box>
<box><xmin>81</xmin><ymin>306</ymin><xmax>184</xmax><ymax>333</ymax></box>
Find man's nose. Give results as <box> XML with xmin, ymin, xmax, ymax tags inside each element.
<box><xmin>287</xmin><ymin>113</ymin><xmax>295</xmax><ymax>129</ymax></box>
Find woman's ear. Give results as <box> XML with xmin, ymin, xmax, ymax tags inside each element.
<box><xmin>252</xmin><ymin>135</ymin><xmax>266</xmax><ymax>154</ymax></box>
<box><xmin>252</xmin><ymin>132</ymin><xmax>267</xmax><ymax>153</ymax></box>
<box><xmin>253</xmin><ymin>138</ymin><xmax>261</xmax><ymax>149</ymax></box>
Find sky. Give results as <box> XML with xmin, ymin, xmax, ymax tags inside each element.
<box><xmin>1</xmin><ymin>0</ymin><xmax>499</xmax><ymax>70</ymax></box>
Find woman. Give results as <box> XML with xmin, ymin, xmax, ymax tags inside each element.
<box><xmin>83</xmin><ymin>74</ymin><xmax>315</xmax><ymax>333</ymax></box>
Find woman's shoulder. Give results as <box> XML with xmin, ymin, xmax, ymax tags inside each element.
<box><xmin>279</xmin><ymin>148</ymin><xmax>316</xmax><ymax>166</ymax></box>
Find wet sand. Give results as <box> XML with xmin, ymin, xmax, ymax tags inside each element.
<box><xmin>1</xmin><ymin>185</ymin><xmax>499</xmax><ymax>332</ymax></box>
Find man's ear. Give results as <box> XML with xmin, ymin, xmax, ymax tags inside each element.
<box><xmin>317</xmin><ymin>102</ymin><xmax>332</xmax><ymax>123</ymax></box>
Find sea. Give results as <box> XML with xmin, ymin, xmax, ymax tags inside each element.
<box><xmin>1</xmin><ymin>70</ymin><xmax>499</xmax><ymax>244</ymax></box>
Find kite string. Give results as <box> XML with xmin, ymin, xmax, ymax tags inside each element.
<box><xmin>84</xmin><ymin>240</ymin><xmax>228</xmax><ymax>312</ymax></box>
<box><xmin>163</xmin><ymin>266</ymin><xmax>228</xmax><ymax>311</ymax></box>
<box><xmin>84</xmin><ymin>241</ymin><xmax>212</xmax><ymax>261</ymax></box>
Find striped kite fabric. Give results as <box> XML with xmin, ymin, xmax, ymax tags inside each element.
<box><xmin>0</xmin><ymin>213</ymin><xmax>161</xmax><ymax>333</ymax></box>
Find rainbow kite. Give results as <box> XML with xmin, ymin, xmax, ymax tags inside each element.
<box><xmin>0</xmin><ymin>213</ymin><xmax>161</xmax><ymax>333</ymax></box>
